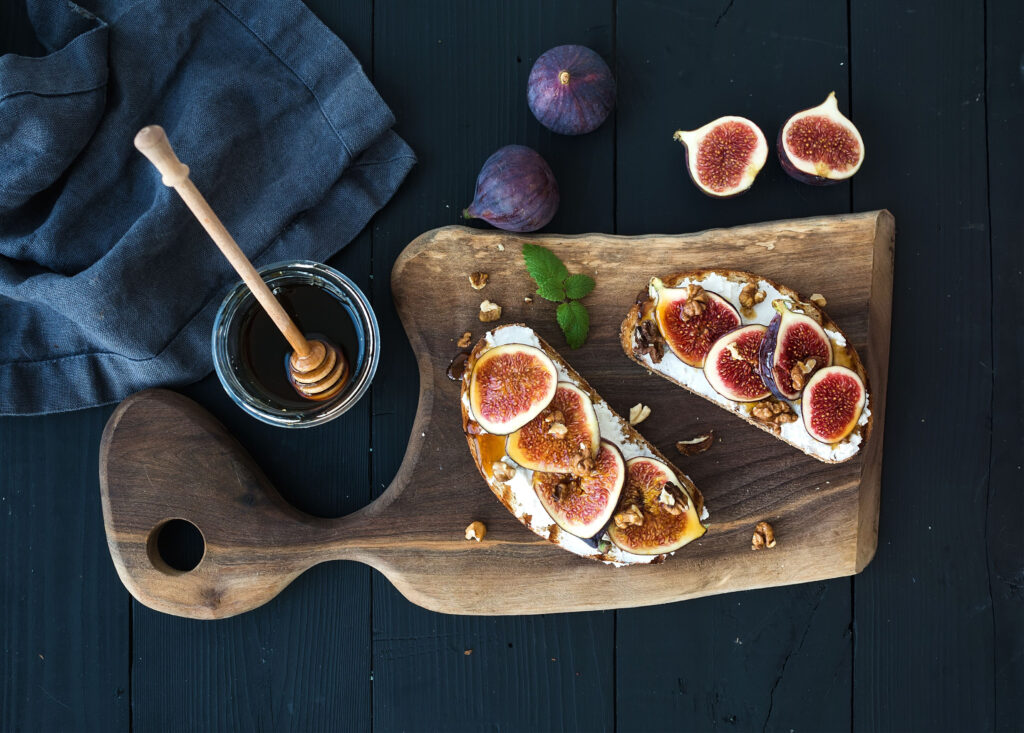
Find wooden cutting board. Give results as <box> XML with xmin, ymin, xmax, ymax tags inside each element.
<box><xmin>99</xmin><ymin>211</ymin><xmax>893</xmax><ymax>618</ymax></box>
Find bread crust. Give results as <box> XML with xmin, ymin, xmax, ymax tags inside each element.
<box><xmin>460</xmin><ymin>324</ymin><xmax>705</xmax><ymax>563</ymax></box>
<box><xmin>620</xmin><ymin>269</ymin><xmax>872</xmax><ymax>464</ymax></box>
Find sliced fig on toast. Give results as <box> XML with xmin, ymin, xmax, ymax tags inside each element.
<box><xmin>607</xmin><ymin>457</ymin><xmax>707</xmax><ymax>555</ymax></box>
<box><xmin>652</xmin><ymin>278</ymin><xmax>741</xmax><ymax>368</ymax></box>
<box><xmin>802</xmin><ymin>366</ymin><xmax>866</xmax><ymax>443</ymax></box>
<box><xmin>469</xmin><ymin>343</ymin><xmax>558</xmax><ymax>434</ymax></box>
<box><xmin>758</xmin><ymin>300</ymin><xmax>833</xmax><ymax>400</ymax></box>
<box><xmin>703</xmin><ymin>325</ymin><xmax>772</xmax><ymax>402</ymax></box>
<box><xmin>506</xmin><ymin>382</ymin><xmax>600</xmax><ymax>473</ymax></box>
<box><xmin>533</xmin><ymin>440</ymin><xmax>625</xmax><ymax>539</ymax></box>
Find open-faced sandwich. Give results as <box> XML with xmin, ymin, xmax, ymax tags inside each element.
<box><xmin>621</xmin><ymin>271</ymin><xmax>871</xmax><ymax>464</ymax></box>
<box><xmin>460</xmin><ymin>324</ymin><xmax>708</xmax><ymax>565</ymax></box>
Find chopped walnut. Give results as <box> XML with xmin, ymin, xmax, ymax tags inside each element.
<box><xmin>809</xmin><ymin>293</ymin><xmax>827</xmax><ymax>307</ymax></box>
<box><xmin>491</xmin><ymin>461</ymin><xmax>516</xmax><ymax>482</ymax></box>
<box><xmin>676</xmin><ymin>431</ymin><xmax>714</xmax><ymax>456</ymax></box>
<box><xmin>613</xmin><ymin>504</ymin><xmax>644</xmax><ymax>529</ymax></box>
<box><xmin>524</xmin><ymin>296</ymin><xmax>533</xmax><ymax>303</ymax></box>
<box><xmin>789</xmin><ymin>358</ymin><xmax>817</xmax><ymax>391</ymax></box>
<box><xmin>629</xmin><ymin>403</ymin><xmax>651</xmax><ymax>426</ymax></box>
<box><xmin>469</xmin><ymin>272</ymin><xmax>489</xmax><ymax>290</ymax></box>
<box><xmin>657</xmin><ymin>484</ymin><xmax>687</xmax><ymax>516</ymax></box>
<box><xmin>738</xmin><ymin>283</ymin><xmax>767</xmax><ymax>308</ymax></box>
<box><xmin>751</xmin><ymin>399</ymin><xmax>799</xmax><ymax>425</ymax></box>
<box><xmin>572</xmin><ymin>445</ymin><xmax>597</xmax><ymax>476</ymax></box>
<box><xmin>681</xmin><ymin>284</ymin><xmax>709</xmax><ymax>320</ymax></box>
<box><xmin>478</xmin><ymin>300</ymin><xmax>502</xmax><ymax>322</ymax></box>
<box><xmin>751</xmin><ymin>521</ymin><xmax>776</xmax><ymax>550</ymax></box>
<box><xmin>546</xmin><ymin>422</ymin><xmax>569</xmax><ymax>438</ymax></box>
<box><xmin>465</xmin><ymin>521</ymin><xmax>487</xmax><ymax>542</ymax></box>
<box><xmin>634</xmin><ymin>320</ymin><xmax>665</xmax><ymax>363</ymax></box>
<box><xmin>456</xmin><ymin>331</ymin><xmax>473</xmax><ymax>348</ymax></box>
<box><xmin>542</xmin><ymin>409</ymin><xmax>565</xmax><ymax>425</ymax></box>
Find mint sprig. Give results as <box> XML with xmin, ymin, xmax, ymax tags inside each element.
<box><xmin>522</xmin><ymin>243</ymin><xmax>595</xmax><ymax>349</ymax></box>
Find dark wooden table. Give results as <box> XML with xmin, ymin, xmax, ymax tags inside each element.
<box><xmin>2</xmin><ymin>1</ymin><xmax>1021</xmax><ymax>731</ymax></box>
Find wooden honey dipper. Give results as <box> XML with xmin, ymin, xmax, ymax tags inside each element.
<box><xmin>134</xmin><ymin>125</ymin><xmax>348</xmax><ymax>401</ymax></box>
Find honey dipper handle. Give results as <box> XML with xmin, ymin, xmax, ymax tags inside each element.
<box><xmin>133</xmin><ymin>125</ymin><xmax>311</xmax><ymax>358</ymax></box>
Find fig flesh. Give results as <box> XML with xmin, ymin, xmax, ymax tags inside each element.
<box><xmin>607</xmin><ymin>457</ymin><xmax>707</xmax><ymax>555</ymax></box>
<box><xmin>533</xmin><ymin>440</ymin><xmax>625</xmax><ymax>538</ymax></box>
<box><xmin>801</xmin><ymin>366</ymin><xmax>866</xmax><ymax>443</ymax></box>
<box><xmin>469</xmin><ymin>343</ymin><xmax>558</xmax><ymax>435</ymax></box>
<box><xmin>506</xmin><ymin>382</ymin><xmax>600</xmax><ymax>473</ymax></box>
<box><xmin>652</xmin><ymin>278</ymin><xmax>742</xmax><ymax>367</ymax></box>
<box><xmin>758</xmin><ymin>300</ymin><xmax>833</xmax><ymax>400</ymax></box>
<box><xmin>673</xmin><ymin>116</ymin><xmax>768</xmax><ymax>197</ymax></box>
<box><xmin>464</xmin><ymin>145</ymin><xmax>559</xmax><ymax>232</ymax></box>
<box><xmin>703</xmin><ymin>325</ymin><xmax>772</xmax><ymax>402</ymax></box>
<box><xmin>778</xmin><ymin>92</ymin><xmax>864</xmax><ymax>184</ymax></box>
<box><xmin>528</xmin><ymin>45</ymin><xmax>615</xmax><ymax>136</ymax></box>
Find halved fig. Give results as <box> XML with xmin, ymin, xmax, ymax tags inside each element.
<box><xmin>802</xmin><ymin>366</ymin><xmax>866</xmax><ymax>443</ymax></box>
<box><xmin>703</xmin><ymin>325</ymin><xmax>771</xmax><ymax>402</ymax></box>
<box><xmin>533</xmin><ymin>440</ymin><xmax>625</xmax><ymax>538</ymax></box>
<box><xmin>506</xmin><ymin>382</ymin><xmax>600</xmax><ymax>473</ymax></box>
<box><xmin>652</xmin><ymin>278</ymin><xmax>741</xmax><ymax>367</ymax></box>
<box><xmin>673</xmin><ymin>116</ymin><xmax>768</xmax><ymax>197</ymax></box>
<box><xmin>758</xmin><ymin>300</ymin><xmax>833</xmax><ymax>400</ymax></box>
<box><xmin>607</xmin><ymin>457</ymin><xmax>707</xmax><ymax>555</ymax></box>
<box><xmin>469</xmin><ymin>343</ymin><xmax>558</xmax><ymax>435</ymax></box>
<box><xmin>778</xmin><ymin>92</ymin><xmax>864</xmax><ymax>185</ymax></box>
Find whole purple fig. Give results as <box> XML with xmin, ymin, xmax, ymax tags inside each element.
<box><xmin>463</xmin><ymin>145</ymin><xmax>559</xmax><ymax>232</ymax></box>
<box><xmin>527</xmin><ymin>45</ymin><xmax>615</xmax><ymax>135</ymax></box>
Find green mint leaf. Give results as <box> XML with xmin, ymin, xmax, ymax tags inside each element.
<box><xmin>522</xmin><ymin>243</ymin><xmax>569</xmax><ymax>297</ymax></box>
<box><xmin>556</xmin><ymin>301</ymin><xmax>590</xmax><ymax>349</ymax></box>
<box><xmin>563</xmin><ymin>273</ymin><xmax>595</xmax><ymax>300</ymax></box>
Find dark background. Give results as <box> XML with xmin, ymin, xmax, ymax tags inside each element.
<box><xmin>2</xmin><ymin>0</ymin><xmax>1021</xmax><ymax>731</ymax></box>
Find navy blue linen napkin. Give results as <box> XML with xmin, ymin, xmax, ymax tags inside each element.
<box><xmin>0</xmin><ymin>0</ymin><xmax>415</xmax><ymax>415</ymax></box>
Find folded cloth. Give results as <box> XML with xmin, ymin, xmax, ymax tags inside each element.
<box><xmin>0</xmin><ymin>0</ymin><xmax>415</xmax><ymax>415</ymax></box>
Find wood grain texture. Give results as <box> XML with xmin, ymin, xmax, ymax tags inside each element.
<box><xmin>98</xmin><ymin>211</ymin><xmax>892</xmax><ymax>622</ymax></box>
<box><xmin>985</xmin><ymin>0</ymin><xmax>1024</xmax><ymax>728</ymax></box>
<box><xmin>851</xmin><ymin>1</ymin><xmax>996</xmax><ymax>731</ymax></box>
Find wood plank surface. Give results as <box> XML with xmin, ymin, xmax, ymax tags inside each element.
<box><xmin>850</xmin><ymin>1</ymin><xmax>996</xmax><ymax>731</ymax></box>
<box><xmin>985</xmin><ymin>0</ymin><xmax>1024</xmax><ymax>728</ymax></box>
<box><xmin>368</xmin><ymin>2</ymin><xmax>618</xmax><ymax>730</ymax></box>
<box><xmin>613</xmin><ymin>1</ymin><xmax>858</xmax><ymax>729</ymax></box>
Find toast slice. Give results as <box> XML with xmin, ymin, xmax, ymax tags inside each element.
<box><xmin>461</xmin><ymin>324</ymin><xmax>708</xmax><ymax>566</ymax></box>
<box><xmin>621</xmin><ymin>270</ymin><xmax>872</xmax><ymax>464</ymax></box>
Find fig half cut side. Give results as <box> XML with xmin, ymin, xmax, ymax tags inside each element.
<box><xmin>652</xmin><ymin>278</ymin><xmax>741</xmax><ymax>368</ymax></box>
<box><xmin>703</xmin><ymin>325</ymin><xmax>772</xmax><ymax>402</ymax></box>
<box><xmin>758</xmin><ymin>300</ymin><xmax>833</xmax><ymax>401</ymax></box>
<box><xmin>505</xmin><ymin>382</ymin><xmax>600</xmax><ymax>474</ymax></box>
<box><xmin>673</xmin><ymin>116</ymin><xmax>768</xmax><ymax>197</ymax></box>
<box><xmin>607</xmin><ymin>457</ymin><xmax>707</xmax><ymax>555</ymax></box>
<box><xmin>778</xmin><ymin>92</ymin><xmax>864</xmax><ymax>184</ymax></box>
<box><xmin>469</xmin><ymin>343</ymin><xmax>558</xmax><ymax>435</ymax></box>
<box><xmin>802</xmin><ymin>366</ymin><xmax>866</xmax><ymax>443</ymax></box>
<box><xmin>533</xmin><ymin>440</ymin><xmax>626</xmax><ymax>539</ymax></box>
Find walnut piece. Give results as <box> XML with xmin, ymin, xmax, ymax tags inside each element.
<box><xmin>738</xmin><ymin>282</ymin><xmax>767</xmax><ymax>308</ymax></box>
<box><xmin>478</xmin><ymin>300</ymin><xmax>502</xmax><ymax>322</ymax></box>
<box><xmin>657</xmin><ymin>484</ymin><xmax>687</xmax><ymax>515</ymax></box>
<box><xmin>546</xmin><ymin>422</ymin><xmax>569</xmax><ymax>438</ymax></box>
<box><xmin>676</xmin><ymin>431</ymin><xmax>714</xmax><ymax>456</ymax></box>
<box><xmin>465</xmin><ymin>521</ymin><xmax>487</xmax><ymax>542</ymax></box>
<box><xmin>629</xmin><ymin>403</ymin><xmax>651</xmax><ymax>426</ymax></box>
<box><xmin>634</xmin><ymin>320</ymin><xmax>664</xmax><ymax>363</ymax></box>
<box><xmin>491</xmin><ymin>461</ymin><xmax>516</xmax><ymax>482</ymax></box>
<box><xmin>751</xmin><ymin>521</ymin><xmax>776</xmax><ymax>550</ymax></box>
<box><xmin>681</xmin><ymin>284</ymin><xmax>709</xmax><ymax>320</ymax></box>
<box><xmin>469</xmin><ymin>272</ymin><xmax>489</xmax><ymax>290</ymax></box>
<box><xmin>613</xmin><ymin>504</ymin><xmax>644</xmax><ymax>529</ymax></box>
<box><xmin>456</xmin><ymin>331</ymin><xmax>473</xmax><ymax>348</ymax></box>
<box><xmin>572</xmin><ymin>444</ymin><xmax>597</xmax><ymax>476</ymax></box>
<box><xmin>524</xmin><ymin>296</ymin><xmax>533</xmax><ymax>303</ymax></box>
<box><xmin>809</xmin><ymin>293</ymin><xmax>827</xmax><ymax>307</ymax></box>
<box><xmin>789</xmin><ymin>358</ymin><xmax>817</xmax><ymax>391</ymax></box>
<box><xmin>751</xmin><ymin>399</ymin><xmax>799</xmax><ymax>425</ymax></box>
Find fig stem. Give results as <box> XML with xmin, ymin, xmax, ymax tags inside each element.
<box><xmin>462</xmin><ymin>207</ymin><xmax>475</xmax><ymax>220</ymax></box>
<box><xmin>558</xmin><ymin>69</ymin><xmax>570</xmax><ymax>85</ymax></box>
